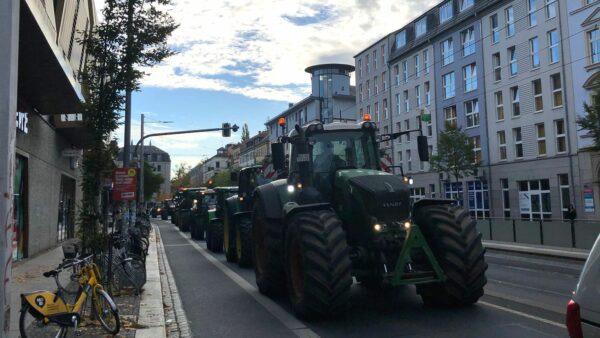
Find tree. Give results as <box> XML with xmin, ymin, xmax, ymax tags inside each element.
<box><xmin>576</xmin><ymin>92</ymin><xmax>600</xmax><ymax>150</ymax></box>
<box><xmin>170</xmin><ymin>162</ymin><xmax>191</xmax><ymax>195</ymax></box>
<box><xmin>430</xmin><ymin>123</ymin><xmax>479</xmax><ymax>184</ymax></box>
<box><xmin>143</xmin><ymin>161</ymin><xmax>164</xmax><ymax>201</ymax></box>
<box><xmin>242</xmin><ymin>123</ymin><xmax>250</xmax><ymax>142</ymax></box>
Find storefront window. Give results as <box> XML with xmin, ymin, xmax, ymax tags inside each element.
<box><xmin>468</xmin><ymin>180</ymin><xmax>489</xmax><ymax>219</ymax></box>
<box><xmin>519</xmin><ymin>179</ymin><xmax>552</xmax><ymax>220</ymax></box>
<box><xmin>13</xmin><ymin>155</ymin><xmax>27</xmax><ymax>261</ymax></box>
<box><xmin>444</xmin><ymin>182</ymin><xmax>464</xmax><ymax>205</ymax></box>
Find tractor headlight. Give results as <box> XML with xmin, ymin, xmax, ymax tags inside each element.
<box><xmin>403</xmin><ymin>221</ymin><xmax>411</xmax><ymax>229</ymax></box>
<box><xmin>193</xmin><ymin>199</ymin><xmax>198</xmax><ymax>204</ymax></box>
<box><xmin>287</xmin><ymin>185</ymin><xmax>295</xmax><ymax>193</ymax></box>
<box><xmin>373</xmin><ymin>223</ymin><xmax>382</xmax><ymax>232</ymax></box>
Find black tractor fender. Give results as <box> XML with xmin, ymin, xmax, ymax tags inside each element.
<box><xmin>233</xmin><ymin>211</ymin><xmax>253</xmax><ymax>223</ymax></box>
<box><xmin>283</xmin><ymin>202</ymin><xmax>332</xmax><ymax>222</ymax></box>
<box><xmin>412</xmin><ymin>198</ymin><xmax>457</xmax><ymax>215</ymax></box>
<box><xmin>254</xmin><ymin>180</ymin><xmax>286</xmax><ymax>220</ymax></box>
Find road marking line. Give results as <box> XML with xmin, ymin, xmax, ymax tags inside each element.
<box><xmin>484</xmin><ymin>290</ymin><xmax>565</xmax><ymax>315</ymax></box>
<box><xmin>479</xmin><ymin>301</ymin><xmax>566</xmax><ymax>329</ymax></box>
<box><xmin>488</xmin><ymin>278</ymin><xmax>569</xmax><ymax>297</ymax></box>
<box><xmin>175</xmin><ymin>228</ymin><xmax>322</xmax><ymax>338</ymax></box>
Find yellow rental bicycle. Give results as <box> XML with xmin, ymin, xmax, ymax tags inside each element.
<box><xmin>19</xmin><ymin>255</ymin><xmax>120</xmax><ymax>337</ymax></box>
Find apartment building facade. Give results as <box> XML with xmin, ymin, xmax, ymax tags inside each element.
<box><xmin>354</xmin><ymin>0</ymin><xmax>600</xmax><ymax>220</ymax></box>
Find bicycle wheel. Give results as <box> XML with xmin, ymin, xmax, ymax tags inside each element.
<box><xmin>120</xmin><ymin>257</ymin><xmax>146</xmax><ymax>293</ymax></box>
<box><xmin>97</xmin><ymin>254</ymin><xmax>123</xmax><ymax>294</ymax></box>
<box><xmin>92</xmin><ymin>289</ymin><xmax>120</xmax><ymax>335</ymax></box>
<box><xmin>19</xmin><ymin>303</ymin><xmax>69</xmax><ymax>338</ymax></box>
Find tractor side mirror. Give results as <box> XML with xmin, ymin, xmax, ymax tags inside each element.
<box><xmin>417</xmin><ymin>135</ymin><xmax>429</xmax><ymax>162</ymax></box>
<box><xmin>272</xmin><ymin>143</ymin><xmax>285</xmax><ymax>171</ymax></box>
<box><xmin>230</xmin><ymin>171</ymin><xmax>238</xmax><ymax>182</ymax></box>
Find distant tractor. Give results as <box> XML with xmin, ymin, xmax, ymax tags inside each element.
<box><xmin>174</xmin><ymin>187</ymin><xmax>205</xmax><ymax>232</ymax></box>
<box><xmin>251</xmin><ymin>120</ymin><xmax>487</xmax><ymax>318</ymax></box>
<box><xmin>190</xmin><ymin>189</ymin><xmax>216</xmax><ymax>240</ymax></box>
<box><xmin>205</xmin><ymin>187</ymin><xmax>238</xmax><ymax>252</ymax></box>
<box><xmin>223</xmin><ymin>166</ymin><xmax>274</xmax><ymax>268</ymax></box>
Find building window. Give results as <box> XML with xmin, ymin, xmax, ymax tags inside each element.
<box><xmin>491</xmin><ymin>14</ymin><xmax>500</xmax><ymax>44</ymax></box>
<box><xmin>444</xmin><ymin>106</ymin><xmax>457</xmax><ymax>127</ymax></box>
<box><xmin>495</xmin><ymin>91</ymin><xmax>504</xmax><ymax>120</ymax></box>
<box><xmin>506</xmin><ymin>6</ymin><xmax>515</xmax><ymax>37</ymax></box>
<box><xmin>430</xmin><ymin>184</ymin><xmax>436</xmax><ymax>198</ymax></box>
<box><xmin>427</xmin><ymin>119</ymin><xmax>433</xmax><ymax>137</ymax></box>
<box><xmin>548</xmin><ymin>29</ymin><xmax>560</xmax><ymax>63</ymax></box>
<box><xmin>397</xmin><ymin>150</ymin><xmax>403</xmax><ymax>162</ymax></box>
<box><xmin>366</xmin><ymin>54</ymin><xmax>370</xmax><ymax>74</ymax></box>
<box><xmin>374</xmin><ymin>75</ymin><xmax>379</xmax><ymax>95</ymax></box>
<box><xmin>498</xmin><ymin>131</ymin><xmax>507</xmax><ymax>160</ymax></box>
<box><xmin>460</xmin><ymin>0</ymin><xmax>473</xmax><ymax>11</ymax></box>
<box><xmin>425</xmin><ymin>81</ymin><xmax>431</xmax><ymax>106</ymax></box>
<box><xmin>394</xmin><ymin>65</ymin><xmax>400</xmax><ymax>86</ymax></box>
<box><xmin>551</xmin><ymin>73</ymin><xmax>563</xmax><ymax>107</ymax></box>
<box><xmin>383</xmin><ymin>99</ymin><xmax>388</xmax><ymax>119</ymax></box>
<box><xmin>530</xmin><ymin>37</ymin><xmax>540</xmax><ymax>68</ymax></box>
<box><xmin>366</xmin><ymin>80</ymin><xmax>370</xmax><ymax>98</ymax></box>
<box><xmin>359</xmin><ymin>84</ymin><xmax>363</xmax><ymax>102</ymax></box>
<box><xmin>416</xmin><ymin>17</ymin><xmax>427</xmax><ymax>37</ymax></box>
<box><xmin>404</xmin><ymin>90</ymin><xmax>409</xmax><ymax>112</ymax></box>
<box><xmin>508</xmin><ymin>46</ymin><xmax>518</xmax><ymax>76</ymax></box>
<box><xmin>406</xmin><ymin>149</ymin><xmax>412</xmax><ymax>171</ymax></box>
<box><xmin>555</xmin><ymin>119</ymin><xmax>566</xmax><ymax>153</ymax></box>
<box><xmin>468</xmin><ymin>181</ymin><xmax>489</xmax><ymax>219</ymax></box>
<box><xmin>402</xmin><ymin>61</ymin><xmax>408</xmax><ymax>82</ymax></box>
<box><xmin>528</xmin><ymin>82</ymin><xmax>542</xmax><ymax>116</ymax></box>
<box><xmin>501</xmin><ymin>178</ymin><xmax>510</xmax><ymax>218</ymax></box>
<box><xmin>511</xmin><ymin>86</ymin><xmax>520</xmax><ymax>117</ymax></box>
<box><xmin>358</xmin><ymin>59</ymin><xmax>362</xmax><ymax>78</ymax></box>
<box><xmin>373</xmin><ymin>50</ymin><xmax>377</xmax><ymax>69</ymax></box>
<box><xmin>382</xmin><ymin>72</ymin><xmax>387</xmax><ymax>91</ymax></box>
<box><xmin>412</xmin><ymin>55</ymin><xmax>419</xmax><ymax>78</ymax></box>
<box><xmin>465</xmin><ymin>99</ymin><xmax>479</xmax><ymax>128</ymax></box>
<box><xmin>410</xmin><ymin>187</ymin><xmax>426</xmax><ymax>204</ymax></box>
<box><xmin>441</xmin><ymin>38</ymin><xmax>454</xmax><ymax>66</ymax></box>
<box><xmin>590</xmin><ymin>29</ymin><xmax>600</xmax><ymax>64</ymax></box>
<box><xmin>546</xmin><ymin>0</ymin><xmax>556</xmax><ymax>19</ymax></box>
<box><xmin>375</xmin><ymin>102</ymin><xmax>380</xmax><ymax>121</ymax></box>
<box><xmin>445</xmin><ymin>182</ymin><xmax>464</xmax><ymax>205</ymax></box>
<box><xmin>415</xmin><ymin>85</ymin><xmax>421</xmax><ymax>107</ymax></box>
<box><xmin>382</xmin><ymin>44</ymin><xmax>387</xmax><ymax>64</ymax></box>
<box><xmin>519</xmin><ymin>179</ymin><xmax>551</xmax><ymax>220</ymax></box>
<box><xmin>443</xmin><ymin>72</ymin><xmax>455</xmax><ymax>99</ymax></box>
<box><xmin>514</xmin><ymin>127</ymin><xmax>523</xmax><ymax>158</ymax></box>
<box><xmin>559</xmin><ymin>174</ymin><xmax>570</xmax><ymax>219</ymax></box>
<box><xmin>396</xmin><ymin>122</ymin><xmax>402</xmax><ymax>144</ymax></box>
<box><xmin>395</xmin><ymin>93</ymin><xmax>400</xmax><ymax>114</ymax></box>
<box><xmin>463</xmin><ymin>63</ymin><xmax>477</xmax><ymax>92</ymax></box>
<box><xmin>537</xmin><ymin>123</ymin><xmax>546</xmax><ymax>156</ymax></box>
<box><xmin>423</xmin><ymin>49</ymin><xmax>430</xmax><ymax>73</ymax></box>
<box><xmin>528</xmin><ymin>0</ymin><xmax>537</xmax><ymax>26</ymax></box>
<box><xmin>462</xmin><ymin>27</ymin><xmax>475</xmax><ymax>56</ymax></box>
<box><xmin>492</xmin><ymin>53</ymin><xmax>501</xmax><ymax>81</ymax></box>
<box><xmin>470</xmin><ymin>136</ymin><xmax>481</xmax><ymax>163</ymax></box>
<box><xmin>405</xmin><ymin>120</ymin><xmax>411</xmax><ymax>142</ymax></box>
<box><xmin>396</xmin><ymin>30</ymin><xmax>406</xmax><ymax>49</ymax></box>
<box><xmin>440</xmin><ymin>1</ymin><xmax>453</xmax><ymax>24</ymax></box>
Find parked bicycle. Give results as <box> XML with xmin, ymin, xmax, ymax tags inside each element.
<box><xmin>19</xmin><ymin>255</ymin><xmax>120</xmax><ymax>337</ymax></box>
<box><xmin>98</xmin><ymin>231</ymin><xmax>147</xmax><ymax>295</ymax></box>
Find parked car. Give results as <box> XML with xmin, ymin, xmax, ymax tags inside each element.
<box><xmin>566</xmin><ymin>235</ymin><xmax>600</xmax><ymax>338</ymax></box>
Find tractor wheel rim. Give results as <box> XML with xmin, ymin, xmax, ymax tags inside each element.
<box><xmin>289</xmin><ymin>234</ymin><xmax>304</xmax><ymax>301</ymax></box>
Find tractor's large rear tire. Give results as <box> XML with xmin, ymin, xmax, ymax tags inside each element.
<box><xmin>236</xmin><ymin>217</ymin><xmax>253</xmax><ymax>268</ymax></box>
<box><xmin>224</xmin><ymin>208</ymin><xmax>237</xmax><ymax>263</ymax></box>
<box><xmin>285</xmin><ymin>210</ymin><xmax>352</xmax><ymax>319</ymax></box>
<box><xmin>252</xmin><ymin>198</ymin><xmax>285</xmax><ymax>296</ymax></box>
<box><xmin>209</xmin><ymin>220</ymin><xmax>224</xmax><ymax>253</ymax></box>
<box><xmin>414</xmin><ymin>204</ymin><xmax>487</xmax><ymax>307</ymax></box>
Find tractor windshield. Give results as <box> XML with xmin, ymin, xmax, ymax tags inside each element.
<box><xmin>309</xmin><ymin>131</ymin><xmax>379</xmax><ymax>173</ymax></box>
<box><xmin>202</xmin><ymin>194</ymin><xmax>217</xmax><ymax>207</ymax></box>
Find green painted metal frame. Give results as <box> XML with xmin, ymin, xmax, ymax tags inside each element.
<box><xmin>391</xmin><ymin>224</ymin><xmax>446</xmax><ymax>286</ymax></box>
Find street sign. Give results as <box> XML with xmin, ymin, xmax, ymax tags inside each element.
<box><xmin>113</xmin><ymin>167</ymin><xmax>137</xmax><ymax>201</ymax></box>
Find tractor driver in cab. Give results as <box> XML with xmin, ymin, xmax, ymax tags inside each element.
<box><xmin>312</xmin><ymin>140</ymin><xmax>346</xmax><ymax>197</ymax></box>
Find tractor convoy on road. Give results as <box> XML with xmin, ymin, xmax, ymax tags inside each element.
<box><xmin>156</xmin><ymin>119</ymin><xmax>488</xmax><ymax>319</ymax></box>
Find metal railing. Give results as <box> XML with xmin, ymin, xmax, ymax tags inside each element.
<box><xmin>476</xmin><ymin>217</ymin><xmax>600</xmax><ymax>250</ymax></box>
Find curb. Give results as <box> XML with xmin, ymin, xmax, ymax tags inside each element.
<box><xmin>483</xmin><ymin>240</ymin><xmax>589</xmax><ymax>260</ymax></box>
<box><xmin>135</xmin><ymin>228</ymin><xmax>167</xmax><ymax>338</ymax></box>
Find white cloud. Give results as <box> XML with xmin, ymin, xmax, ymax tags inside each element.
<box><xmin>115</xmin><ymin>0</ymin><xmax>440</xmax><ymax>102</ymax></box>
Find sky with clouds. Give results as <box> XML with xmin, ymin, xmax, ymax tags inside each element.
<box><xmin>107</xmin><ymin>0</ymin><xmax>439</xmax><ymax>176</ymax></box>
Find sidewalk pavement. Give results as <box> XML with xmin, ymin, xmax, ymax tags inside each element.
<box><xmin>483</xmin><ymin>240</ymin><xmax>590</xmax><ymax>260</ymax></box>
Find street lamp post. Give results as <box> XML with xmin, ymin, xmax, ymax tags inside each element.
<box><xmin>138</xmin><ymin>115</ymin><xmax>173</xmax><ymax>207</ymax></box>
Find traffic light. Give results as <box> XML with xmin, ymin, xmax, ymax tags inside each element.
<box><xmin>222</xmin><ymin>123</ymin><xmax>231</xmax><ymax>137</ymax></box>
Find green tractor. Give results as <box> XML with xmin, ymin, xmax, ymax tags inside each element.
<box><xmin>251</xmin><ymin>121</ymin><xmax>487</xmax><ymax>318</ymax></box>
<box><xmin>174</xmin><ymin>187</ymin><xmax>205</xmax><ymax>232</ymax></box>
<box><xmin>223</xmin><ymin>166</ymin><xmax>274</xmax><ymax>268</ymax></box>
<box><xmin>190</xmin><ymin>189</ymin><xmax>216</xmax><ymax>240</ymax></box>
<box><xmin>205</xmin><ymin>187</ymin><xmax>238</xmax><ymax>252</ymax></box>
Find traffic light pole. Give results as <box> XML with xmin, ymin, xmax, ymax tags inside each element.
<box><xmin>0</xmin><ymin>0</ymin><xmax>19</xmax><ymax>334</ymax></box>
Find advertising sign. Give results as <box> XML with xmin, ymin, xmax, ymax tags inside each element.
<box><xmin>113</xmin><ymin>167</ymin><xmax>137</xmax><ymax>201</ymax></box>
<box><xmin>519</xmin><ymin>191</ymin><xmax>530</xmax><ymax>213</ymax></box>
<box><xmin>583</xmin><ymin>184</ymin><xmax>595</xmax><ymax>213</ymax></box>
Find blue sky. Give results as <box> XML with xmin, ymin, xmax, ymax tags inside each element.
<box><xmin>109</xmin><ymin>0</ymin><xmax>438</xmax><ymax>174</ymax></box>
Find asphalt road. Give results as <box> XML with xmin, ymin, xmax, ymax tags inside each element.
<box><xmin>155</xmin><ymin>219</ymin><xmax>580</xmax><ymax>338</ymax></box>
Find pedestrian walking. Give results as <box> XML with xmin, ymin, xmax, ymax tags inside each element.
<box><xmin>567</xmin><ymin>204</ymin><xmax>577</xmax><ymax>223</ymax></box>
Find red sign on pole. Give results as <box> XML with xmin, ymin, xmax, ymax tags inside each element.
<box><xmin>113</xmin><ymin>167</ymin><xmax>137</xmax><ymax>201</ymax></box>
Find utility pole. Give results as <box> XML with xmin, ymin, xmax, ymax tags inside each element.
<box><xmin>0</xmin><ymin>0</ymin><xmax>19</xmax><ymax>334</ymax></box>
<box><xmin>140</xmin><ymin>113</ymin><xmax>145</xmax><ymax>206</ymax></box>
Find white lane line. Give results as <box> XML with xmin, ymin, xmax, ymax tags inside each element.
<box><xmin>484</xmin><ymin>290</ymin><xmax>566</xmax><ymax>315</ymax></box>
<box><xmin>488</xmin><ymin>279</ymin><xmax>569</xmax><ymax>297</ymax></box>
<box><xmin>175</xmin><ymin>228</ymin><xmax>321</xmax><ymax>338</ymax></box>
<box><xmin>479</xmin><ymin>301</ymin><xmax>566</xmax><ymax>329</ymax></box>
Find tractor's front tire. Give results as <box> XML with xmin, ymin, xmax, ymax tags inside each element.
<box><xmin>252</xmin><ymin>198</ymin><xmax>285</xmax><ymax>296</ymax></box>
<box><xmin>236</xmin><ymin>218</ymin><xmax>253</xmax><ymax>268</ymax></box>
<box><xmin>209</xmin><ymin>221</ymin><xmax>224</xmax><ymax>253</ymax></box>
<box><xmin>285</xmin><ymin>210</ymin><xmax>352</xmax><ymax>319</ymax></box>
<box><xmin>414</xmin><ymin>204</ymin><xmax>488</xmax><ymax>307</ymax></box>
<box><xmin>224</xmin><ymin>210</ymin><xmax>237</xmax><ymax>263</ymax></box>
